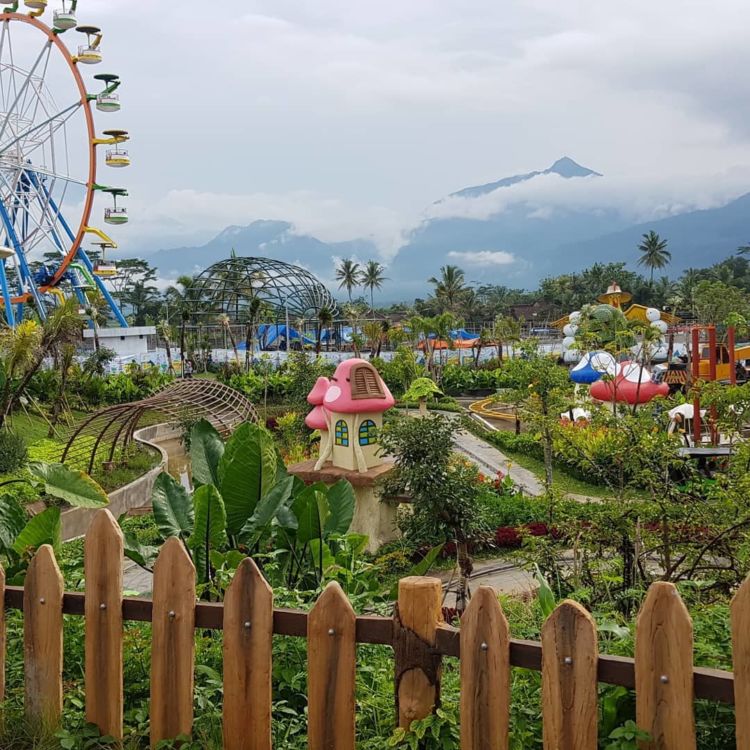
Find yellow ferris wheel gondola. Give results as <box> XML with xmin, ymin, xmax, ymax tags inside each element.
<box><xmin>101</xmin><ymin>129</ymin><xmax>131</xmax><ymax>167</ymax></box>
<box><xmin>75</xmin><ymin>25</ymin><xmax>102</xmax><ymax>64</ymax></box>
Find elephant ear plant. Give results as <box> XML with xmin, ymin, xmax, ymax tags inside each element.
<box><xmin>0</xmin><ymin>461</ymin><xmax>110</xmax><ymax>584</ymax></box>
<box><xmin>123</xmin><ymin>419</ymin><xmax>357</xmax><ymax>590</ymax></box>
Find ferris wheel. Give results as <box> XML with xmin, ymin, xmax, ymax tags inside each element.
<box><xmin>0</xmin><ymin>0</ymin><xmax>129</xmax><ymax>328</ymax></box>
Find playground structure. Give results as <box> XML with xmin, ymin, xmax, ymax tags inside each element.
<box><xmin>0</xmin><ymin>2</ymin><xmax>129</xmax><ymax>327</ymax></box>
<box><xmin>554</xmin><ymin>282</ymin><xmax>680</xmax><ymax>365</ymax></box>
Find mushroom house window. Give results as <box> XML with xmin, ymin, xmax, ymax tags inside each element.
<box><xmin>350</xmin><ymin>363</ymin><xmax>385</xmax><ymax>400</ymax></box>
<box><xmin>359</xmin><ymin>419</ymin><xmax>377</xmax><ymax>446</ymax></box>
<box><xmin>335</xmin><ymin>420</ymin><xmax>349</xmax><ymax>447</ymax></box>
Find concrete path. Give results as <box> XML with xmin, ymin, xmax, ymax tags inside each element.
<box><xmin>453</xmin><ymin>428</ymin><xmax>545</xmax><ymax>496</ymax></box>
<box><xmin>123</xmin><ymin>559</ymin><xmax>153</xmax><ymax>595</ymax></box>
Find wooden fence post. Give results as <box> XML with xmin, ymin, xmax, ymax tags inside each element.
<box><xmin>731</xmin><ymin>574</ymin><xmax>750</xmax><ymax>748</ymax></box>
<box><xmin>0</xmin><ymin>564</ymin><xmax>5</xmax><ymax>703</ymax></box>
<box><xmin>85</xmin><ymin>509</ymin><xmax>124</xmax><ymax>739</ymax></box>
<box><xmin>24</xmin><ymin>544</ymin><xmax>64</xmax><ymax>728</ymax></box>
<box><xmin>541</xmin><ymin>600</ymin><xmax>598</xmax><ymax>750</ymax></box>
<box><xmin>635</xmin><ymin>582</ymin><xmax>696</xmax><ymax>750</ymax></box>
<box><xmin>307</xmin><ymin>581</ymin><xmax>356</xmax><ymax>750</ymax></box>
<box><xmin>395</xmin><ymin>576</ymin><xmax>443</xmax><ymax>728</ymax></box>
<box><xmin>223</xmin><ymin>557</ymin><xmax>273</xmax><ymax>750</ymax></box>
<box><xmin>460</xmin><ymin>585</ymin><xmax>510</xmax><ymax>750</ymax></box>
<box><xmin>150</xmin><ymin>537</ymin><xmax>196</xmax><ymax>748</ymax></box>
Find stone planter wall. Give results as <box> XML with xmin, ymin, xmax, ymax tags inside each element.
<box><xmin>61</xmin><ymin>423</ymin><xmax>181</xmax><ymax>541</ymax></box>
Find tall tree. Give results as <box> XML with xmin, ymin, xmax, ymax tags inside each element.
<box><xmin>218</xmin><ymin>313</ymin><xmax>240</xmax><ymax>365</ymax></box>
<box><xmin>316</xmin><ymin>306</ymin><xmax>334</xmax><ymax>354</ymax></box>
<box><xmin>335</xmin><ymin>258</ymin><xmax>361</xmax><ymax>302</ymax></box>
<box><xmin>156</xmin><ymin>320</ymin><xmax>175</xmax><ymax>374</ymax></box>
<box><xmin>637</xmin><ymin>231</ymin><xmax>671</xmax><ymax>284</ymax></box>
<box><xmin>0</xmin><ymin>298</ymin><xmax>83</xmax><ymax>428</ymax></box>
<box><xmin>428</xmin><ymin>265</ymin><xmax>466</xmax><ymax>312</ymax></box>
<box><xmin>361</xmin><ymin>260</ymin><xmax>387</xmax><ymax>312</ymax></box>
<box><xmin>244</xmin><ymin>297</ymin><xmax>262</xmax><ymax>371</ymax></box>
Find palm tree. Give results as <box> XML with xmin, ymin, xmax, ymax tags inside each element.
<box><xmin>361</xmin><ymin>260</ymin><xmax>387</xmax><ymax>312</ymax></box>
<box><xmin>316</xmin><ymin>306</ymin><xmax>334</xmax><ymax>354</ymax></box>
<box><xmin>335</xmin><ymin>258</ymin><xmax>361</xmax><ymax>302</ymax></box>
<box><xmin>0</xmin><ymin>298</ymin><xmax>83</xmax><ymax>428</ymax></box>
<box><xmin>156</xmin><ymin>320</ymin><xmax>175</xmax><ymax>374</ymax></box>
<box><xmin>428</xmin><ymin>265</ymin><xmax>466</xmax><ymax>312</ymax></box>
<box><xmin>84</xmin><ymin>291</ymin><xmax>106</xmax><ymax>352</ymax></box>
<box><xmin>165</xmin><ymin>275</ymin><xmax>196</xmax><ymax>367</ymax></box>
<box><xmin>637</xmin><ymin>231</ymin><xmax>671</xmax><ymax>284</ymax></box>
<box><xmin>244</xmin><ymin>297</ymin><xmax>262</xmax><ymax>371</ymax></box>
<box><xmin>218</xmin><ymin>313</ymin><xmax>240</xmax><ymax>365</ymax></box>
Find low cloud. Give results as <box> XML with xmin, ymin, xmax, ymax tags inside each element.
<box><xmin>447</xmin><ymin>250</ymin><xmax>516</xmax><ymax>266</ymax></box>
<box><xmin>426</xmin><ymin>167</ymin><xmax>750</xmax><ymax>225</ymax></box>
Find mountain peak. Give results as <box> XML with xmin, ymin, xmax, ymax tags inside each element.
<box><xmin>545</xmin><ymin>157</ymin><xmax>602</xmax><ymax>179</ymax></box>
<box><xmin>449</xmin><ymin>157</ymin><xmax>601</xmax><ymax>200</ymax></box>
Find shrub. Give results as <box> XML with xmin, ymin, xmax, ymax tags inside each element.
<box><xmin>486</xmin><ymin>430</ymin><xmax>545</xmax><ymax>462</ymax></box>
<box><xmin>0</xmin><ymin>429</ymin><xmax>28</xmax><ymax>473</ymax></box>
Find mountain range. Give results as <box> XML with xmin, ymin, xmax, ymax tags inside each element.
<box><xmin>135</xmin><ymin>157</ymin><xmax>750</xmax><ymax>300</ymax></box>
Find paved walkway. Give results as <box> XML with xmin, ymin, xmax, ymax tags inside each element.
<box><xmin>453</xmin><ymin>428</ymin><xmax>545</xmax><ymax>495</ymax></box>
<box><xmin>123</xmin><ymin>559</ymin><xmax>153</xmax><ymax>595</ymax></box>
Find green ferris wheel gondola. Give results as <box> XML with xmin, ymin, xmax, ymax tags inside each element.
<box><xmin>93</xmin><ymin>73</ymin><xmax>121</xmax><ymax>112</ymax></box>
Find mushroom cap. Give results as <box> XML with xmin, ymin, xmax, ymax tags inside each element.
<box><xmin>307</xmin><ymin>376</ymin><xmax>331</xmax><ymax>406</ymax></box>
<box><xmin>305</xmin><ymin>404</ymin><xmax>329</xmax><ymax>430</ymax></box>
<box><xmin>323</xmin><ymin>358</ymin><xmax>395</xmax><ymax>414</ymax></box>
<box><xmin>590</xmin><ymin>361</ymin><xmax>670</xmax><ymax>404</ymax></box>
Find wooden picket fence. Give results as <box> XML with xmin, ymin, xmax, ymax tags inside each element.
<box><xmin>0</xmin><ymin>508</ymin><xmax>746</xmax><ymax>749</ymax></box>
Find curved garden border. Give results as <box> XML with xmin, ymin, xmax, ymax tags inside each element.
<box><xmin>60</xmin><ymin>423</ymin><xmax>179</xmax><ymax>541</ymax></box>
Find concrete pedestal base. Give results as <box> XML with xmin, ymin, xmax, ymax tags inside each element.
<box><xmin>287</xmin><ymin>459</ymin><xmax>399</xmax><ymax>553</ymax></box>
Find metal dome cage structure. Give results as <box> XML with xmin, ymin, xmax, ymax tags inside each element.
<box><xmin>62</xmin><ymin>379</ymin><xmax>259</xmax><ymax>473</ymax></box>
<box><xmin>185</xmin><ymin>257</ymin><xmax>337</xmax><ymax>326</ymax></box>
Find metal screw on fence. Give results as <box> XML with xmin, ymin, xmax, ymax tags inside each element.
<box><xmin>328</xmin><ymin>628</ymin><xmax>335</xmax><ymax>636</ymax></box>
<box><xmin>660</xmin><ymin>675</ymin><xmax>669</xmax><ymax>684</ymax></box>
<box><xmin>100</xmin><ymin>603</ymin><xmax>107</xmax><ymax>610</ymax></box>
<box><xmin>39</xmin><ymin>597</ymin><xmax>45</xmax><ymax>604</ymax></box>
<box><xmin>480</xmin><ymin>642</ymin><xmax>488</xmax><ymax>651</ymax></box>
<box><xmin>244</xmin><ymin>621</ymin><xmax>251</xmax><ymax>629</ymax></box>
<box><xmin>564</xmin><ymin>656</ymin><xmax>573</xmax><ymax>665</ymax></box>
<box><xmin>168</xmin><ymin>610</ymin><xmax>176</xmax><ymax>620</ymax></box>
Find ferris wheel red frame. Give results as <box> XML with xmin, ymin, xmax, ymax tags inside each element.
<box><xmin>0</xmin><ymin>10</ymin><xmax>96</xmax><ymax>305</ymax></box>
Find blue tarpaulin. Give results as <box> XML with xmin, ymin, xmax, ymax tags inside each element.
<box><xmin>237</xmin><ymin>324</ymin><xmax>315</xmax><ymax>349</ymax></box>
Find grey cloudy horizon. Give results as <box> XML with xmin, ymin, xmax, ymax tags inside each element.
<box><xmin>77</xmin><ymin>0</ymin><xmax>750</xmax><ymax>260</ymax></box>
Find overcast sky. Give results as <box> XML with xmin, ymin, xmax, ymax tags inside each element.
<box><xmin>75</xmin><ymin>0</ymin><xmax>750</xmax><ymax>256</ymax></box>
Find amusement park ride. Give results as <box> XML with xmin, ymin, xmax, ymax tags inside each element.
<box><xmin>0</xmin><ymin>0</ymin><xmax>130</xmax><ymax>329</ymax></box>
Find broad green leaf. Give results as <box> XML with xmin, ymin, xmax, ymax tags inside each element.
<box><xmin>293</xmin><ymin>483</ymin><xmax>328</xmax><ymax>545</ymax></box>
<box><xmin>122</xmin><ymin>530</ymin><xmax>158</xmax><ymax>570</ymax></box>
<box><xmin>308</xmin><ymin>538</ymin><xmax>335</xmax><ymax>574</ymax></box>
<box><xmin>0</xmin><ymin>493</ymin><xmax>29</xmax><ymax>556</ymax></box>
<box><xmin>28</xmin><ymin>461</ymin><xmax>108</xmax><ymax>508</ymax></box>
<box><xmin>534</xmin><ymin>564</ymin><xmax>556</xmax><ymax>618</ymax></box>
<box><xmin>151</xmin><ymin>471</ymin><xmax>194</xmax><ymax>540</ymax></box>
<box><xmin>13</xmin><ymin>507</ymin><xmax>61</xmax><ymax>556</ymax></box>
<box><xmin>324</xmin><ymin>479</ymin><xmax>355</xmax><ymax>535</ymax></box>
<box><xmin>238</xmin><ymin>476</ymin><xmax>294</xmax><ymax>545</ymax></box>
<box><xmin>218</xmin><ymin>422</ymin><xmax>277</xmax><ymax>535</ymax></box>
<box><xmin>189</xmin><ymin>484</ymin><xmax>227</xmax><ymax>582</ymax></box>
<box><xmin>190</xmin><ymin>419</ymin><xmax>224</xmax><ymax>488</ymax></box>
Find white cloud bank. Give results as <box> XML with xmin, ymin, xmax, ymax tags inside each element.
<box><xmin>447</xmin><ymin>250</ymin><xmax>516</xmax><ymax>266</ymax></box>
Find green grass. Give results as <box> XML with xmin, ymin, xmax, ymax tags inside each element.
<box><xmin>497</xmin><ymin>447</ymin><xmax>614</xmax><ymax>498</ymax></box>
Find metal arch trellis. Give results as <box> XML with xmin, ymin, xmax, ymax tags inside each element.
<box><xmin>62</xmin><ymin>379</ymin><xmax>259</xmax><ymax>474</ymax></box>
<box><xmin>184</xmin><ymin>256</ymin><xmax>337</xmax><ymax>322</ymax></box>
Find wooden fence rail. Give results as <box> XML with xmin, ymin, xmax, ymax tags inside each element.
<box><xmin>0</xmin><ymin>509</ymin><xmax>745</xmax><ymax>749</ymax></box>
